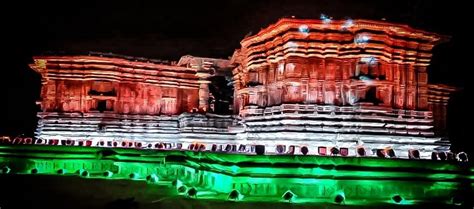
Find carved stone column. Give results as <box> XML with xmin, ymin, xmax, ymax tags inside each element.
<box><xmin>194</xmin><ymin>61</ymin><xmax>213</xmax><ymax>112</ymax></box>
<box><xmin>416</xmin><ymin>66</ymin><xmax>429</xmax><ymax>110</ymax></box>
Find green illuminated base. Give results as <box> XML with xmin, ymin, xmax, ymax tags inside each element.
<box><xmin>0</xmin><ymin>145</ymin><xmax>472</xmax><ymax>207</ymax></box>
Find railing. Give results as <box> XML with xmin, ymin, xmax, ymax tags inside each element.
<box><xmin>0</xmin><ymin>136</ymin><xmax>463</xmax><ymax>162</ymax></box>
<box><xmin>241</xmin><ymin>103</ymin><xmax>433</xmax><ymax>119</ymax></box>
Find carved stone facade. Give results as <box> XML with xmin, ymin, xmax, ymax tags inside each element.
<box><xmin>428</xmin><ymin>84</ymin><xmax>457</xmax><ymax>137</ymax></box>
<box><xmin>232</xmin><ymin>18</ymin><xmax>444</xmax><ymax>113</ymax></box>
<box><xmin>29</xmin><ymin>18</ymin><xmax>456</xmax><ymax>159</ymax></box>
<box><xmin>30</xmin><ymin>54</ymin><xmax>234</xmax><ymax>146</ymax></box>
<box><xmin>31</xmin><ymin>55</ymin><xmax>201</xmax><ymax>115</ymax></box>
<box><xmin>229</xmin><ymin>18</ymin><xmax>454</xmax><ymax>158</ymax></box>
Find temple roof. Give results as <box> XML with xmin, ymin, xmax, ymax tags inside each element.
<box><xmin>240</xmin><ymin>18</ymin><xmax>449</xmax><ymax>47</ymax></box>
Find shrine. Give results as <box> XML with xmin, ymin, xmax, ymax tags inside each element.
<box><xmin>26</xmin><ymin>18</ymin><xmax>457</xmax><ymax>159</ymax></box>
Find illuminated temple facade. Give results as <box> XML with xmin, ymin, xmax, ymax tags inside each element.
<box><xmin>29</xmin><ymin>18</ymin><xmax>455</xmax><ymax>159</ymax></box>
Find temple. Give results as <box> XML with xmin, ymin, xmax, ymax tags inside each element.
<box><xmin>28</xmin><ymin>18</ymin><xmax>457</xmax><ymax>159</ymax></box>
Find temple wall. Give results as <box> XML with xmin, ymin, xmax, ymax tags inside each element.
<box><xmin>40</xmin><ymin>80</ymin><xmax>200</xmax><ymax>115</ymax></box>
<box><xmin>35</xmin><ymin>56</ymin><xmax>201</xmax><ymax>116</ymax></box>
<box><xmin>236</xmin><ymin>57</ymin><xmax>426</xmax><ymax>110</ymax></box>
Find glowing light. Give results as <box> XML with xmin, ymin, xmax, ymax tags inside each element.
<box><xmin>146</xmin><ymin>174</ymin><xmax>159</xmax><ymax>182</ymax></box>
<box><xmin>452</xmin><ymin>195</ymin><xmax>464</xmax><ymax>206</ymax></box>
<box><xmin>298</xmin><ymin>25</ymin><xmax>310</xmax><ymax>36</ymax></box>
<box><xmin>278</xmin><ymin>63</ymin><xmax>284</xmax><ymax>74</ymax></box>
<box><xmin>456</xmin><ymin>152</ymin><xmax>468</xmax><ymax>162</ymax></box>
<box><xmin>286</xmin><ymin>63</ymin><xmax>296</xmax><ymax>71</ymax></box>
<box><xmin>230</xmin><ymin>165</ymin><xmax>239</xmax><ymax>173</ymax></box>
<box><xmin>11</xmin><ymin>16</ymin><xmax>465</xmax><ymax>207</ymax></box>
<box><xmin>342</xmin><ymin>18</ymin><xmax>354</xmax><ymax>29</ymax></box>
<box><xmin>0</xmin><ymin>145</ymin><xmax>471</xmax><ymax>206</ymax></box>
<box><xmin>80</xmin><ymin>170</ymin><xmax>89</xmax><ymax>177</ymax></box>
<box><xmin>320</xmin><ymin>14</ymin><xmax>331</xmax><ymax>24</ymax></box>
<box><xmin>360</xmin><ymin>56</ymin><xmax>377</xmax><ymax>63</ymax></box>
<box><xmin>31</xmin><ymin>18</ymin><xmax>451</xmax><ymax>165</ymax></box>
<box><xmin>1</xmin><ymin>166</ymin><xmax>11</xmax><ymax>174</ymax></box>
<box><xmin>354</xmin><ymin>34</ymin><xmax>371</xmax><ymax>44</ymax></box>
<box><xmin>172</xmin><ymin>179</ymin><xmax>183</xmax><ymax>188</ymax></box>
<box><xmin>285</xmin><ymin>42</ymin><xmax>299</xmax><ymax>50</ymax></box>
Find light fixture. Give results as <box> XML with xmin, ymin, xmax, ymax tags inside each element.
<box><xmin>298</xmin><ymin>25</ymin><xmax>309</xmax><ymax>33</ymax></box>
<box><xmin>447</xmin><ymin>152</ymin><xmax>455</xmax><ymax>160</ymax></box>
<box><xmin>301</xmin><ymin>146</ymin><xmax>309</xmax><ymax>155</ymax></box>
<box><xmin>57</xmin><ymin>168</ymin><xmax>66</xmax><ymax>175</ymax></box>
<box><xmin>456</xmin><ymin>152</ymin><xmax>468</xmax><ymax>162</ymax></box>
<box><xmin>228</xmin><ymin>189</ymin><xmax>244</xmax><ymax>201</ymax></box>
<box><xmin>81</xmin><ymin>170</ymin><xmax>89</xmax><ymax>177</ymax></box>
<box><xmin>287</xmin><ymin>145</ymin><xmax>295</xmax><ymax>155</ymax></box>
<box><xmin>134</xmin><ymin>142</ymin><xmax>142</xmax><ymax>148</ymax></box>
<box><xmin>177</xmin><ymin>185</ymin><xmax>188</xmax><ymax>194</ymax></box>
<box><xmin>282</xmin><ymin>190</ymin><xmax>296</xmax><ymax>202</ymax></box>
<box><xmin>31</xmin><ymin>168</ymin><xmax>38</xmax><ymax>174</ymax></box>
<box><xmin>409</xmin><ymin>149</ymin><xmax>420</xmax><ymax>159</ymax></box>
<box><xmin>276</xmin><ymin>145</ymin><xmax>286</xmax><ymax>154</ymax></box>
<box><xmin>129</xmin><ymin>172</ymin><xmax>139</xmax><ymax>179</ymax></box>
<box><xmin>357</xmin><ymin>147</ymin><xmax>366</xmax><ymax>156</ymax></box>
<box><xmin>342</xmin><ymin>18</ymin><xmax>354</xmax><ymax>29</ymax></box>
<box><xmin>34</xmin><ymin>138</ymin><xmax>45</xmax><ymax>144</ymax></box>
<box><xmin>255</xmin><ymin>145</ymin><xmax>265</xmax><ymax>155</ymax></box>
<box><xmin>24</xmin><ymin>138</ymin><xmax>33</xmax><ymax>144</ymax></box>
<box><xmin>452</xmin><ymin>195</ymin><xmax>464</xmax><ymax>206</ymax></box>
<box><xmin>386</xmin><ymin>148</ymin><xmax>396</xmax><ymax>158</ymax></box>
<box><xmin>1</xmin><ymin>166</ymin><xmax>11</xmax><ymax>174</ymax></box>
<box><xmin>187</xmin><ymin>187</ymin><xmax>198</xmax><ymax>198</ymax></box>
<box><xmin>146</xmin><ymin>174</ymin><xmax>159</xmax><ymax>183</ymax></box>
<box><xmin>438</xmin><ymin>152</ymin><xmax>447</xmax><ymax>160</ymax></box>
<box><xmin>392</xmin><ymin>194</ymin><xmax>403</xmax><ymax>204</ymax></box>
<box><xmin>172</xmin><ymin>179</ymin><xmax>183</xmax><ymax>188</ymax></box>
<box><xmin>199</xmin><ymin>144</ymin><xmax>206</xmax><ymax>151</ymax></box>
<box><xmin>155</xmin><ymin>143</ymin><xmax>164</xmax><ymax>149</ymax></box>
<box><xmin>103</xmin><ymin>170</ymin><xmax>113</xmax><ymax>177</ymax></box>
<box><xmin>318</xmin><ymin>146</ymin><xmax>327</xmax><ymax>155</ymax></box>
<box><xmin>340</xmin><ymin>148</ymin><xmax>349</xmax><ymax>156</ymax></box>
<box><xmin>320</xmin><ymin>14</ymin><xmax>332</xmax><ymax>24</ymax></box>
<box><xmin>376</xmin><ymin>149</ymin><xmax>386</xmax><ymax>158</ymax></box>
<box><xmin>334</xmin><ymin>192</ymin><xmax>345</xmax><ymax>204</ymax></box>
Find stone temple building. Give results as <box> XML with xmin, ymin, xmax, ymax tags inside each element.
<box><xmin>28</xmin><ymin>18</ymin><xmax>456</xmax><ymax>159</ymax></box>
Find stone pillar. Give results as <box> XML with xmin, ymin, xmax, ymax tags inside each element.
<box><xmin>194</xmin><ymin>61</ymin><xmax>213</xmax><ymax>112</ymax></box>
<box><xmin>416</xmin><ymin>66</ymin><xmax>429</xmax><ymax>110</ymax></box>
<box><xmin>198</xmin><ymin>81</ymin><xmax>210</xmax><ymax>111</ymax></box>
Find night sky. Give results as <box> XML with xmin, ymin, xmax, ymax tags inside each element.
<box><xmin>2</xmin><ymin>0</ymin><xmax>470</xmax><ymax>154</ymax></box>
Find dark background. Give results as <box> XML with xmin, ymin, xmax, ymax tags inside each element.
<box><xmin>1</xmin><ymin>0</ymin><xmax>470</xmax><ymax>155</ymax></box>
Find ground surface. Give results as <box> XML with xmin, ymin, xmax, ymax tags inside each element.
<box><xmin>0</xmin><ymin>175</ymin><xmax>467</xmax><ymax>209</ymax></box>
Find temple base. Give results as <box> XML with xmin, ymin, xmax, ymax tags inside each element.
<box><xmin>0</xmin><ymin>145</ymin><xmax>472</xmax><ymax>207</ymax></box>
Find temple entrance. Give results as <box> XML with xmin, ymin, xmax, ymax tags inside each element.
<box><xmin>97</xmin><ymin>100</ymin><xmax>107</xmax><ymax>112</ymax></box>
<box><xmin>364</xmin><ymin>86</ymin><xmax>381</xmax><ymax>105</ymax></box>
<box><xmin>91</xmin><ymin>99</ymin><xmax>114</xmax><ymax>112</ymax></box>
